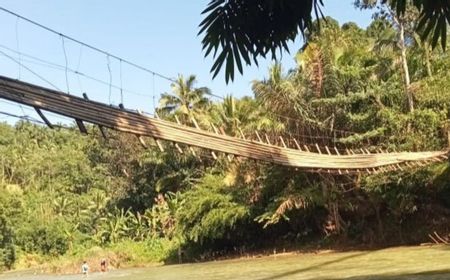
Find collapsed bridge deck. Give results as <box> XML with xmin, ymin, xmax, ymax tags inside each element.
<box><xmin>0</xmin><ymin>75</ymin><xmax>447</xmax><ymax>173</ymax></box>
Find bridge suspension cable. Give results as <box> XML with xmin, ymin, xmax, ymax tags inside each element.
<box><xmin>0</xmin><ymin>6</ymin><xmax>176</xmax><ymax>83</ymax></box>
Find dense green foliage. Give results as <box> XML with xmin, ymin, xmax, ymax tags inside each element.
<box><xmin>1</xmin><ymin>15</ymin><xmax>450</xmax><ymax>271</ymax></box>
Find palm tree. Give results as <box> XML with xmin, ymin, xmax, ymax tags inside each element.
<box><xmin>63</xmin><ymin>223</ymin><xmax>80</xmax><ymax>251</ymax></box>
<box><xmin>146</xmin><ymin>192</ymin><xmax>180</xmax><ymax>239</ymax></box>
<box><xmin>212</xmin><ymin>95</ymin><xmax>283</xmax><ymax>137</ymax></box>
<box><xmin>128</xmin><ymin>212</ymin><xmax>149</xmax><ymax>241</ymax></box>
<box><xmin>215</xmin><ymin>95</ymin><xmax>239</xmax><ymax>135</ymax></box>
<box><xmin>158</xmin><ymin>74</ymin><xmax>211</xmax><ymax>124</ymax></box>
<box><xmin>253</xmin><ymin>64</ymin><xmax>304</xmax><ymax>116</ymax></box>
<box><xmin>252</xmin><ymin>63</ymin><xmax>320</xmax><ymax>134</ymax></box>
<box><xmin>88</xmin><ymin>191</ymin><xmax>110</xmax><ymax>216</ymax></box>
<box><xmin>297</xmin><ymin>43</ymin><xmax>325</xmax><ymax>98</ymax></box>
<box><xmin>88</xmin><ymin>190</ymin><xmax>110</xmax><ymax>238</ymax></box>
<box><xmin>105</xmin><ymin>208</ymin><xmax>130</xmax><ymax>244</ymax></box>
<box><xmin>52</xmin><ymin>197</ymin><xmax>73</xmax><ymax>216</ymax></box>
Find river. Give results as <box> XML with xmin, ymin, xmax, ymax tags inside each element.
<box><xmin>1</xmin><ymin>246</ymin><xmax>450</xmax><ymax>280</ymax></box>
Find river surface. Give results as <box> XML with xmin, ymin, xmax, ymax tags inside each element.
<box><xmin>1</xmin><ymin>246</ymin><xmax>450</xmax><ymax>280</ymax></box>
<box><xmin>0</xmin><ymin>254</ymin><xmax>336</xmax><ymax>280</ymax></box>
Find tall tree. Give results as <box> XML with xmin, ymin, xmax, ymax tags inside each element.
<box><xmin>158</xmin><ymin>75</ymin><xmax>211</xmax><ymax>123</ymax></box>
<box><xmin>356</xmin><ymin>0</ymin><xmax>416</xmax><ymax>112</ymax></box>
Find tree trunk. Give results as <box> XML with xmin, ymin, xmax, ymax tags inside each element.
<box><xmin>413</xmin><ymin>33</ymin><xmax>433</xmax><ymax>78</ymax></box>
<box><xmin>424</xmin><ymin>41</ymin><xmax>433</xmax><ymax>77</ymax></box>
<box><xmin>447</xmin><ymin>129</ymin><xmax>450</xmax><ymax>148</ymax></box>
<box><xmin>399</xmin><ymin>22</ymin><xmax>414</xmax><ymax>112</ymax></box>
<box><xmin>374</xmin><ymin>205</ymin><xmax>385</xmax><ymax>242</ymax></box>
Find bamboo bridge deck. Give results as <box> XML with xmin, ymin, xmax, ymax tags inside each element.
<box><xmin>0</xmin><ymin>75</ymin><xmax>447</xmax><ymax>174</ymax></box>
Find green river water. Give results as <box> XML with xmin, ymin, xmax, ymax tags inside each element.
<box><xmin>1</xmin><ymin>246</ymin><xmax>450</xmax><ymax>280</ymax></box>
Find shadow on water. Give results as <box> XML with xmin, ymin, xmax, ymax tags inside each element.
<box><xmin>256</xmin><ymin>251</ymin><xmax>373</xmax><ymax>280</ymax></box>
<box><xmin>435</xmin><ymin>245</ymin><xmax>450</xmax><ymax>251</ymax></box>
<box><xmin>320</xmin><ymin>268</ymin><xmax>450</xmax><ymax>280</ymax></box>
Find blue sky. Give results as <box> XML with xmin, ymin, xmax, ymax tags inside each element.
<box><xmin>0</xmin><ymin>1</ymin><xmax>373</xmax><ymax>123</ymax></box>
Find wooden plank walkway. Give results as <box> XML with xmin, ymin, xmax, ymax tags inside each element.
<box><xmin>0</xmin><ymin>75</ymin><xmax>447</xmax><ymax>172</ymax></box>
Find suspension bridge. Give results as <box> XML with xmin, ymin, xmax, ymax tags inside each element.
<box><xmin>0</xmin><ymin>7</ymin><xmax>448</xmax><ymax>175</ymax></box>
<box><xmin>0</xmin><ymin>75</ymin><xmax>448</xmax><ymax>174</ymax></box>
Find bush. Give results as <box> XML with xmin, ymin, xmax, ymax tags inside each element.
<box><xmin>177</xmin><ymin>174</ymin><xmax>250</xmax><ymax>243</ymax></box>
<box><xmin>109</xmin><ymin>238</ymin><xmax>178</xmax><ymax>266</ymax></box>
<box><xmin>41</xmin><ymin>239</ymin><xmax>176</xmax><ymax>274</ymax></box>
<box><xmin>17</xmin><ymin>221</ymin><xmax>68</xmax><ymax>257</ymax></box>
<box><xmin>0</xmin><ymin>215</ymin><xmax>15</xmax><ymax>270</ymax></box>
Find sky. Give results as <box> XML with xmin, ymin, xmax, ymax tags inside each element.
<box><xmin>0</xmin><ymin>1</ymin><xmax>373</xmax><ymax>124</ymax></box>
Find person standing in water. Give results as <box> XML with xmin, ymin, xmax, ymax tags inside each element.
<box><xmin>81</xmin><ymin>261</ymin><xmax>89</xmax><ymax>277</ymax></box>
<box><xmin>100</xmin><ymin>258</ymin><xmax>107</xmax><ymax>272</ymax></box>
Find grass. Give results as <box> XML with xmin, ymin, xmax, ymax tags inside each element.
<box><xmin>2</xmin><ymin>245</ymin><xmax>450</xmax><ymax>279</ymax></box>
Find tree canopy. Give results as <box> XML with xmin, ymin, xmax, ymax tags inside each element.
<box><xmin>199</xmin><ymin>0</ymin><xmax>450</xmax><ymax>82</ymax></box>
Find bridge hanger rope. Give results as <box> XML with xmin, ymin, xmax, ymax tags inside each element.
<box><xmin>61</xmin><ymin>36</ymin><xmax>70</xmax><ymax>93</ymax></box>
<box><xmin>119</xmin><ymin>59</ymin><xmax>124</xmax><ymax>105</ymax></box>
<box><xmin>0</xmin><ymin>110</ymin><xmax>44</xmax><ymax>124</ymax></box>
<box><xmin>0</xmin><ymin>110</ymin><xmax>74</xmax><ymax>131</ymax></box>
<box><xmin>0</xmin><ymin>45</ymin><xmax>154</xmax><ymax>98</ymax></box>
<box><xmin>0</xmin><ymin>99</ymin><xmax>67</xmax><ymax>126</ymax></box>
<box><xmin>0</xmin><ymin>49</ymin><xmax>61</xmax><ymax>91</ymax></box>
<box><xmin>76</xmin><ymin>45</ymin><xmax>83</xmax><ymax>92</ymax></box>
<box><xmin>106</xmin><ymin>55</ymin><xmax>113</xmax><ymax>104</ymax></box>
<box><xmin>14</xmin><ymin>15</ymin><xmax>21</xmax><ymax>80</ymax></box>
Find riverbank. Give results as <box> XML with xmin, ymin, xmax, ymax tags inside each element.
<box><xmin>12</xmin><ymin>240</ymin><xmax>175</xmax><ymax>275</ymax></box>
